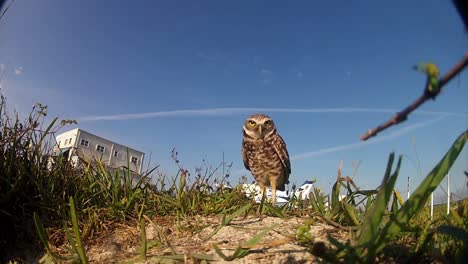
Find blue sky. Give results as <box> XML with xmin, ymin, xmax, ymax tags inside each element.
<box><xmin>1</xmin><ymin>0</ymin><xmax>467</xmax><ymax>201</ymax></box>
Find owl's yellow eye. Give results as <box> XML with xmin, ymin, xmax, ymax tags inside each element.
<box><xmin>264</xmin><ymin>120</ymin><xmax>272</xmax><ymax>126</ymax></box>
<box><xmin>248</xmin><ymin>120</ymin><xmax>256</xmax><ymax>127</ymax></box>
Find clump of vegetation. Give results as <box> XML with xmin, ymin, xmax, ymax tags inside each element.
<box><xmin>296</xmin><ymin>131</ymin><xmax>467</xmax><ymax>263</ymax></box>
<box><xmin>0</xmin><ymin>97</ymin><xmax>77</xmax><ymax>260</ymax></box>
<box><xmin>0</xmin><ymin>95</ymin><xmax>251</xmax><ymax>262</ymax></box>
<box><xmin>0</xmin><ymin>94</ymin><xmax>467</xmax><ymax>263</ymax></box>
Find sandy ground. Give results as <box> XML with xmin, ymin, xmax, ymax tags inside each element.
<box><xmin>84</xmin><ymin>215</ymin><xmax>346</xmax><ymax>263</ymax></box>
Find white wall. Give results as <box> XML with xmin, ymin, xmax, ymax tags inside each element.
<box><xmin>109</xmin><ymin>143</ymin><xmax>145</xmax><ymax>173</ymax></box>
<box><xmin>55</xmin><ymin>128</ymin><xmax>79</xmax><ymax>149</ymax></box>
<box><xmin>75</xmin><ymin>130</ymin><xmax>113</xmax><ymax>164</ymax></box>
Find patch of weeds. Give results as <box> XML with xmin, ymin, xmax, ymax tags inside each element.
<box><xmin>296</xmin><ymin>219</ymin><xmax>316</xmax><ymax>244</ymax></box>
<box><xmin>299</xmin><ymin>130</ymin><xmax>467</xmax><ymax>263</ymax></box>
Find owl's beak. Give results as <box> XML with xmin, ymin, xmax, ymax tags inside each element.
<box><xmin>258</xmin><ymin>125</ymin><xmax>263</xmax><ymax>137</ymax></box>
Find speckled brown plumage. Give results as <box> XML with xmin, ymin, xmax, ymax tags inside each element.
<box><xmin>242</xmin><ymin>114</ymin><xmax>291</xmax><ymax>206</ymax></box>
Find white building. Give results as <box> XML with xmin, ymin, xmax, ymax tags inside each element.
<box><xmin>53</xmin><ymin>128</ymin><xmax>145</xmax><ymax>174</ymax></box>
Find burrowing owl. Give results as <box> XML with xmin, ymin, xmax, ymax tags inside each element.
<box><xmin>242</xmin><ymin>114</ymin><xmax>291</xmax><ymax>206</ymax></box>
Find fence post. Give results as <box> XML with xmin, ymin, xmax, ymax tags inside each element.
<box><xmin>447</xmin><ymin>173</ymin><xmax>450</xmax><ymax>215</ymax></box>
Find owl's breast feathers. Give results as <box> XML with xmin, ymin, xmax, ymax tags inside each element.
<box><xmin>242</xmin><ymin>131</ymin><xmax>291</xmax><ymax>189</ymax></box>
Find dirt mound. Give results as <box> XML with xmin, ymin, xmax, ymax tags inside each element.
<box><xmin>85</xmin><ymin>215</ymin><xmax>346</xmax><ymax>263</ymax></box>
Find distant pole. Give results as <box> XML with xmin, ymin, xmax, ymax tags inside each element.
<box><xmin>222</xmin><ymin>152</ymin><xmax>225</xmax><ymax>177</ymax></box>
<box><xmin>407</xmin><ymin>176</ymin><xmax>410</xmax><ymax>200</ymax></box>
<box><xmin>430</xmin><ymin>192</ymin><xmax>434</xmax><ymax>219</ymax></box>
<box><xmin>447</xmin><ymin>173</ymin><xmax>450</xmax><ymax>215</ymax></box>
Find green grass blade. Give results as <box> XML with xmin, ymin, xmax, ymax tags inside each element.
<box><xmin>213</xmin><ymin>224</ymin><xmax>278</xmax><ymax>261</ymax></box>
<box><xmin>69</xmin><ymin>196</ymin><xmax>89</xmax><ymax>264</ymax></box>
<box><xmin>346</xmin><ymin>183</ymin><xmax>357</xmax><ymax>205</ymax></box>
<box><xmin>373</xmin><ymin>130</ymin><xmax>467</xmax><ymax>256</ymax></box>
<box><xmin>309</xmin><ymin>190</ymin><xmax>321</xmax><ymax>213</ymax></box>
<box><xmin>33</xmin><ymin>212</ymin><xmax>53</xmax><ymax>258</ymax></box>
<box><xmin>331</xmin><ymin>181</ymin><xmax>340</xmax><ymax>212</ymax></box>
<box><xmin>153</xmin><ymin>193</ymin><xmax>179</xmax><ymax>207</ymax></box>
<box><xmin>204</xmin><ymin>204</ymin><xmax>251</xmax><ymax>241</ymax></box>
<box><xmin>33</xmin><ymin>213</ymin><xmax>73</xmax><ymax>261</ymax></box>
<box><xmin>313</xmin><ymin>188</ymin><xmax>326</xmax><ymax>214</ymax></box>
<box><xmin>356</xmin><ymin>153</ymin><xmax>401</xmax><ymax>258</ymax></box>
<box><xmin>354</xmin><ymin>190</ymin><xmax>379</xmax><ymax>197</ymax></box>
<box><xmin>148</xmin><ymin>253</ymin><xmax>216</xmax><ymax>262</ymax></box>
<box><xmin>64</xmin><ymin>222</ymin><xmax>79</xmax><ymax>257</ymax></box>
<box><xmin>391</xmin><ymin>193</ymin><xmax>399</xmax><ymax>214</ymax></box>
<box><xmin>212</xmin><ymin>244</ymin><xmax>234</xmax><ymax>261</ymax></box>
<box><xmin>364</xmin><ymin>194</ymin><xmax>374</xmax><ymax>213</ymax></box>
<box><xmin>262</xmin><ymin>203</ymin><xmax>285</xmax><ymax>218</ymax></box>
<box><xmin>236</xmin><ymin>223</ymin><xmax>279</xmax><ymax>258</ymax></box>
<box><xmin>393</xmin><ymin>189</ymin><xmax>405</xmax><ymax>207</ymax></box>
<box><xmin>140</xmin><ymin>217</ymin><xmax>147</xmax><ymax>260</ymax></box>
<box><xmin>342</xmin><ymin>201</ymin><xmax>360</xmax><ymax>226</ymax></box>
<box><xmin>221</xmin><ymin>212</ymin><xmax>227</xmax><ymax>225</ymax></box>
<box><xmin>222</xmin><ymin>204</ymin><xmax>251</xmax><ymax>226</ymax></box>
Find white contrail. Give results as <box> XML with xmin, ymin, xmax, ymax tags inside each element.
<box><xmin>290</xmin><ymin>115</ymin><xmax>447</xmax><ymax>160</ymax></box>
<box><xmin>78</xmin><ymin>107</ymin><xmax>463</xmax><ymax>122</ymax></box>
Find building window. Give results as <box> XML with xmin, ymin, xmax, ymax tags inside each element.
<box><xmin>96</xmin><ymin>145</ymin><xmax>105</xmax><ymax>152</ymax></box>
<box><xmin>64</xmin><ymin>139</ymin><xmax>68</xmax><ymax>145</ymax></box>
<box><xmin>69</xmin><ymin>138</ymin><xmax>72</xmax><ymax>144</ymax></box>
<box><xmin>113</xmin><ymin>150</ymin><xmax>118</xmax><ymax>157</ymax></box>
<box><xmin>131</xmin><ymin>156</ymin><xmax>139</xmax><ymax>164</ymax></box>
<box><xmin>80</xmin><ymin>139</ymin><xmax>89</xmax><ymax>147</ymax></box>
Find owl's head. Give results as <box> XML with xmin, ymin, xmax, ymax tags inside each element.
<box><xmin>243</xmin><ymin>114</ymin><xmax>276</xmax><ymax>140</ymax></box>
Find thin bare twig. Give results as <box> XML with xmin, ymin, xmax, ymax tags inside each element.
<box><xmin>361</xmin><ymin>52</ymin><xmax>468</xmax><ymax>141</ymax></box>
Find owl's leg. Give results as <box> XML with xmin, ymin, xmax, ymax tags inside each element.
<box><xmin>260</xmin><ymin>183</ymin><xmax>266</xmax><ymax>200</ymax></box>
<box><xmin>257</xmin><ymin>183</ymin><xmax>266</xmax><ymax>215</ymax></box>
<box><xmin>271</xmin><ymin>179</ymin><xmax>277</xmax><ymax>207</ymax></box>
